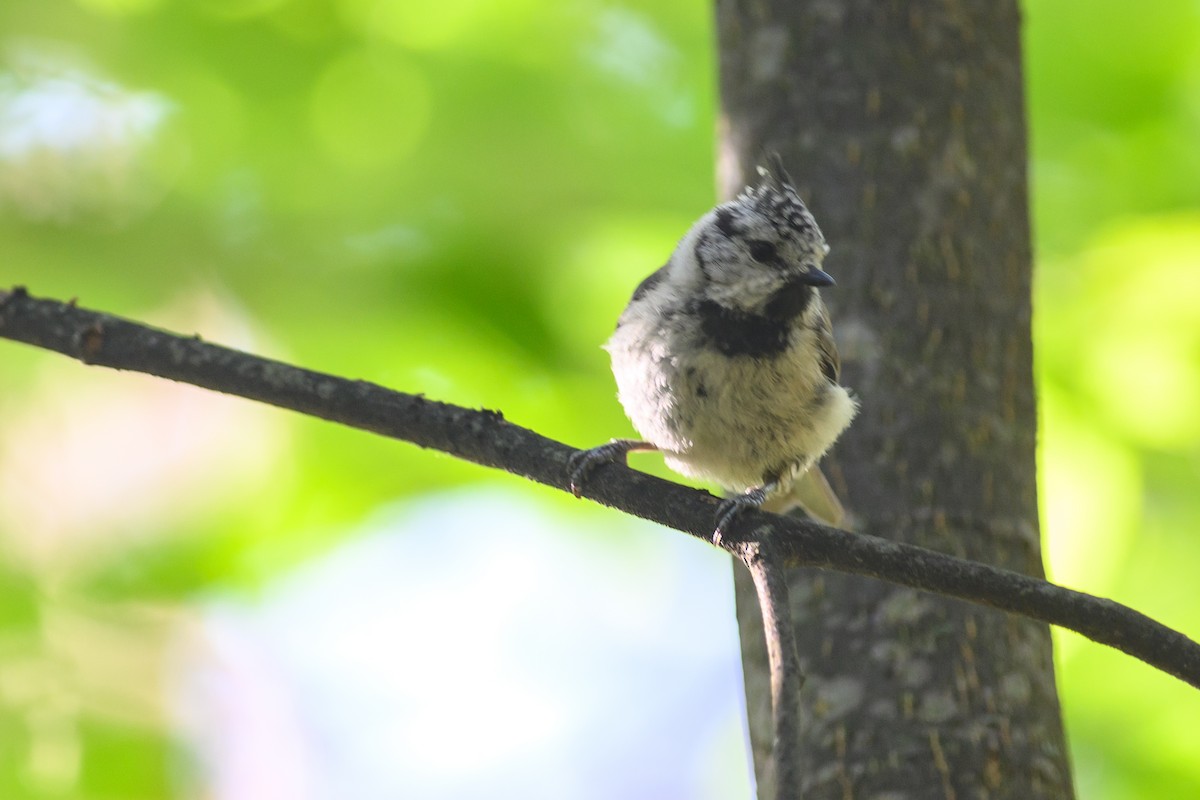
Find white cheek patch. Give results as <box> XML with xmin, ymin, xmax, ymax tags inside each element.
<box><xmin>706</xmin><ymin>271</ymin><xmax>781</xmax><ymax>312</ymax></box>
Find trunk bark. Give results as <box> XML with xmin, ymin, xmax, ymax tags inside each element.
<box><xmin>716</xmin><ymin>2</ymin><xmax>1076</xmax><ymax>797</ymax></box>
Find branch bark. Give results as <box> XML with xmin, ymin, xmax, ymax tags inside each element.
<box><xmin>736</xmin><ymin>539</ymin><xmax>803</xmax><ymax>800</ymax></box>
<box><xmin>3</xmin><ymin>286</ymin><xmax>1199</xmax><ymax>693</ymax></box>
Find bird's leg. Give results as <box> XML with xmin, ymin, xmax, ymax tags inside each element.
<box><xmin>568</xmin><ymin>439</ymin><xmax>658</xmax><ymax>497</ymax></box>
<box><xmin>713</xmin><ymin>481</ymin><xmax>780</xmax><ymax>546</ymax></box>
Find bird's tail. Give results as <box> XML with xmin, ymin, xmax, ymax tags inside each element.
<box><xmin>763</xmin><ymin>465</ymin><xmax>846</xmax><ymax>528</ymax></box>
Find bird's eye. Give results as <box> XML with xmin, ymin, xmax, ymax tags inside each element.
<box><xmin>747</xmin><ymin>240</ymin><xmax>778</xmax><ymax>263</ymax></box>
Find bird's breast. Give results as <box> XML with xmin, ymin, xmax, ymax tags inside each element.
<box><xmin>607</xmin><ymin>309</ymin><xmax>851</xmax><ymax>491</ymax></box>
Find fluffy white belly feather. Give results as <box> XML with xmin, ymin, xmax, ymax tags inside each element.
<box><xmin>606</xmin><ymin>316</ymin><xmax>856</xmax><ymax>493</ymax></box>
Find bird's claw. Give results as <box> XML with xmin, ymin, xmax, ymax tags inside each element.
<box><xmin>712</xmin><ymin>487</ymin><xmax>770</xmax><ymax>547</ymax></box>
<box><xmin>568</xmin><ymin>440</ymin><xmax>641</xmax><ymax>497</ymax></box>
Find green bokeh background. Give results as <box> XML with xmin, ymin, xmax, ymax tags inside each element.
<box><xmin>2</xmin><ymin>0</ymin><xmax>1200</xmax><ymax>796</ymax></box>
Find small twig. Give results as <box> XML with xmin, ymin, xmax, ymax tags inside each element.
<box><xmin>3</xmin><ymin>287</ymin><xmax>1200</xmax><ymax>690</ymax></box>
<box><xmin>737</xmin><ymin>539</ymin><xmax>804</xmax><ymax>800</ymax></box>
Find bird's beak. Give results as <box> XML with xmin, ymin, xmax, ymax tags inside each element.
<box><xmin>800</xmin><ymin>268</ymin><xmax>835</xmax><ymax>287</ymax></box>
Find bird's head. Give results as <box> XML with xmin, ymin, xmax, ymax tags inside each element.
<box><xmin>674</xmin><ymin>160</ymin><xmax>833</xmax><ymax>319</ymax></box>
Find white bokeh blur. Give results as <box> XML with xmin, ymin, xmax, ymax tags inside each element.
<box><xmin>172</xmin><ymin>490</ymin><xmax>753</xmax><ymax>800</ymax></box>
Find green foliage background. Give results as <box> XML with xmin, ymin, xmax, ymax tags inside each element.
<box><xmin>2</xmin><ymin>0</ymin><xmax>1199</xmax><ymax>796</ymax></box>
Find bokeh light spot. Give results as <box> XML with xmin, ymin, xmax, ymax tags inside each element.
<box><xmin>309</xmin><ymin>50</ymin><xmax>429</xmax><ymax>170</ymax></box>
<box><xmin>189</xmin><ymin>0</ymin><xmax>291</xmax><ymax>19</ymax></box>
<box><xmin>75</xmin><ymin>0</ymin><xmax>162</xmax><ymax>14</ymax></box>
<box><xmin>1040</xmin><ymin>388</ymin><xmax>1139</xmax><ymax>597</ymax></box>
<box><xmin>0</xmin><ymin>62</ymin><xmax>175</xmax><ymax>224</ymax></box>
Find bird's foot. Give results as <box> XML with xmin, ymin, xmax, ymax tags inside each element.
<box><xmin>712</xmin><ymin>486</ymin><xmax>771</xmax><ymax>547</ymax></box>
<box><xmin>568</xmin><ymin>439</ymin><xmax>654</xmax><ymax>497</ymax></box>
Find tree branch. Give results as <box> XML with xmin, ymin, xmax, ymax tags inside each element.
<box><xmin>4</xmin><ymin>286</ymin><xmax>1200</xmax><ymax>690</ymax></box>
<box><xmin>737</xmin><ymin>540</ymin><xmax>803</xmax><ymax>800</ymax></box>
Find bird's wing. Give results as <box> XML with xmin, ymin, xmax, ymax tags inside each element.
<box><xmin>813</xmin><ymin>304</ymin><xmax>841</xmax><ymax>384</ymax></box>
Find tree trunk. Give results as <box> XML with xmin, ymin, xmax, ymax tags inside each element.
<box><xmin>716</xmin><ymin>2</ymin><xmax>1076</xmax><ymax>797</ymax></box>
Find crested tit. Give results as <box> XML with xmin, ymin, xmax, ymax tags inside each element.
<box><xmin>571</xmin><ymin>160</ymin><xmax>857</xmax><ymax>540</ymax></box>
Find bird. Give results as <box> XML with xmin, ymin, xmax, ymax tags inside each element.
<box><xmin>570</xmin><ymin>159</ymin><xmax>857</xmax><ymax>541</ymax></box>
